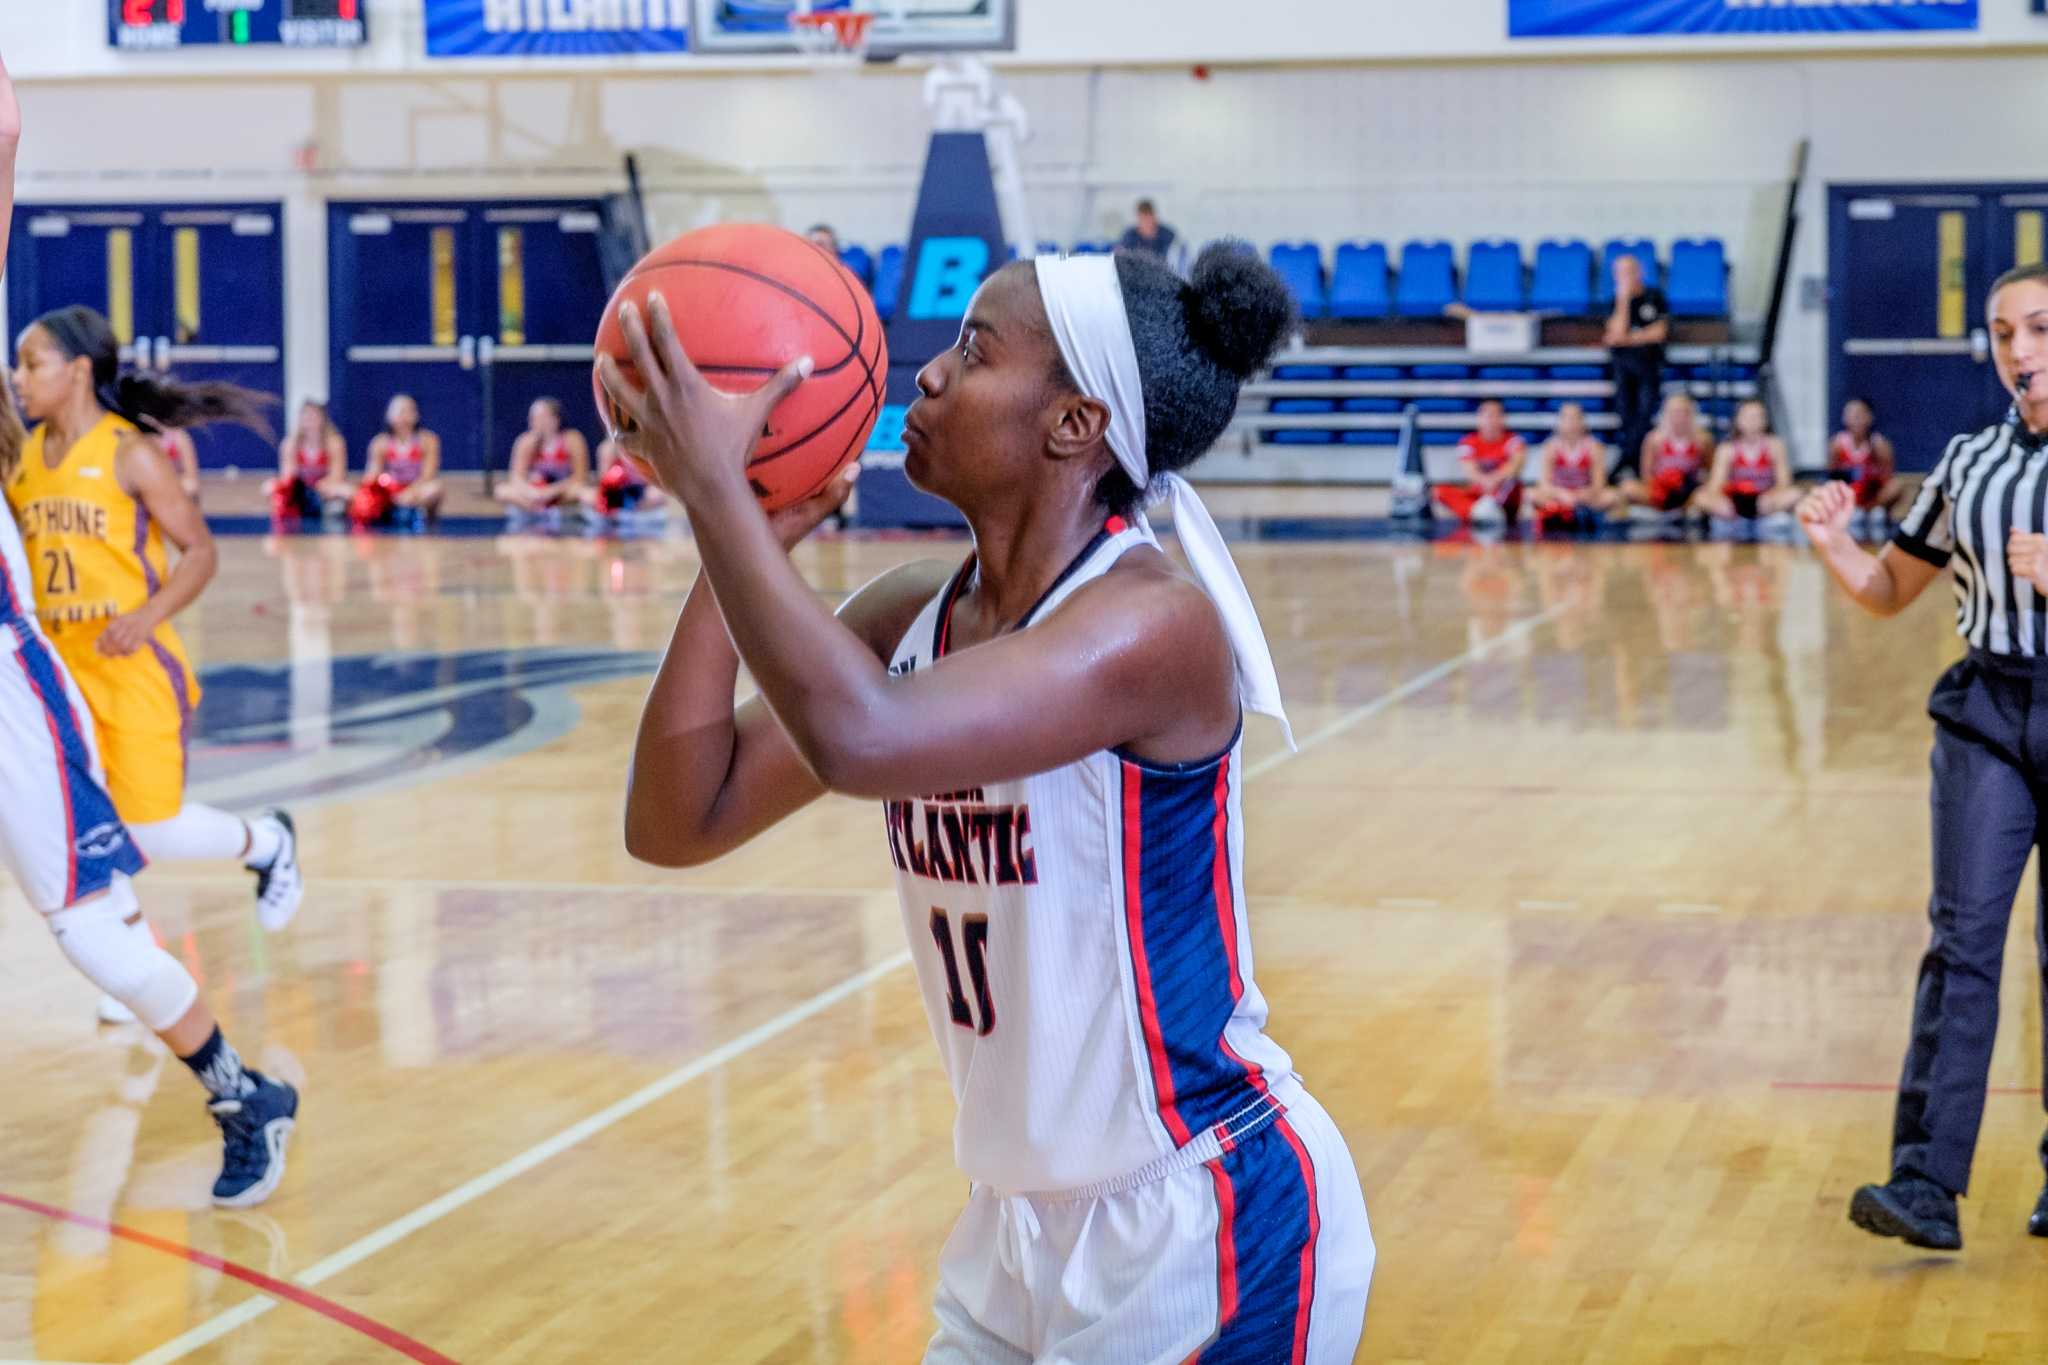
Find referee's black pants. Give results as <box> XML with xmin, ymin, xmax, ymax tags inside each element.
<box><xmin>1893</xmin><ymin>649</ymin><xmax>2048</xmax><ymax>1195</ymax></box>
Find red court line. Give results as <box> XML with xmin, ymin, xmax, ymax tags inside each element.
<box><xmin>1773</xmin><ymin>1081</ymin><xmax>2038</xmax><ymax>1095</ymax></box>
<box><xmin>0</xmin><ymin>1191</ymin><xmax>456</xmax><ymax>1364</ymax></box>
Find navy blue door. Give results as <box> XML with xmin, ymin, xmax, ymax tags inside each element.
<box><xmin>328</xmin><ymin>204</ymin><xmax>486</xmax><ymax>473</ymax></box>
<box><xmin>474</xmin><ymin>204</ymin><xmax>609</xmax><ymax>480</ymax></box>
<box><xmin>1829</xmin><ymin>188</ymin><xmax>1997</xmax><ymax>473</ymax></box>
<box><xmin>328</xmin><ymin>200</ymin><xmax>609</xmax><ymax>476</ymax></box>
<box><xmin>6</xmin><ymin>201</ymin><xmax>285</xmax><ymax>472</ymax></box>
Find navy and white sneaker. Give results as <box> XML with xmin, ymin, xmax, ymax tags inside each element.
<box><xmin>249</xmin><ymin>809</ymin><xmax>303</xmax><ymax>933</ymax></box>
<box><xmin>209</xmin><ymin>1074</ymin><xmax>299</xmax><ymax>1208</ymax></box>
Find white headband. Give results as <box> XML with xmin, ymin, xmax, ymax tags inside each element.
<box><xmin>1035</xmin><ymin>254</ymin><xmax>1294</xmax><ymax>749</ymax></box>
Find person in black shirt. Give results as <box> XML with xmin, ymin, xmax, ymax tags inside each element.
<box><xmin>1604</xmin><ymin>253</ymin><xmax>1668</xmax><ymax>479</ymax></box>
<box><xmin>1798</xmin><ymin>259</ymin><xmax>2048</xmax><ymax>1253</ymax></box>
<box><xmin>1117</xmin><ymin>199</ymin><xmax>1180</xmax><ymax>267</ymax></box>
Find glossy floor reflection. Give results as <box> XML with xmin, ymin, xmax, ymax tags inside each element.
<box><xmin>5</xmin><ymin>524</ymin><xmax>2043</xmax><ymax>1364</ymax></box>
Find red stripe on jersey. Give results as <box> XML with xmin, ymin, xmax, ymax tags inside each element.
<box><xmin>1210</xmin><ymin>754</ymin><xmax>1244</xmax><ymax>1002</ymax></box>
<box><xmin>1123</xmin><ymin>760</ymin><xmax>1194</xmax><ymax>1147</ymax></box>
<box><xmin>1276</xmin><ymin>1117</ymin><xmax>1323</xmax><ymax>1364</ymax></box>
<box><xmin>1210</xmin><ymin>1158</ymin><xmax>1241</xmax><ymax>1335</ymax></box>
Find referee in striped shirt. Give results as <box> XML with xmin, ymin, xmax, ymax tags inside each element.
<box><xmin>1799</xmin><ymin>260</ymin><xmax>2048</xmax><ymax>1252</ymax></box>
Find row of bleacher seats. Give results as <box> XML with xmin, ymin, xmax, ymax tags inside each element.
<box><xmin>1268</xmin><ymin>238</ymin><xmax>1728</xmax><ymax>321</ymax></box>
<box><xmin>836</xmin><ymin>237</ymin><xmax>1728</xmax><ymax>325</ymax></box>
<box><xmin>1245</xmin><ymin>358</ymin><xmax>1758</xmax><ymax>447</ymax></box>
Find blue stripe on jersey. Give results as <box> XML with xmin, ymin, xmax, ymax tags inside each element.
<box><xmin>1195</xmin><ymin>1114</ymin><xmax>1321</xmax><ymax>1363</ymax></box>
<box><xmin>14</xmin><ymin>635</ymin><xmax>146</xmax><ymax>905</ymax></box>
<box><xmin>1122</xmin><ymin>753</ymin><xmax>1265</xmax><ymax>1144</ymax></box>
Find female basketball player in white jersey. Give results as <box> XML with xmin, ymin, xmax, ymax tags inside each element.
<box><xmin>606</xmin><ymin>245</ymin><xmax>1372</xmax><ymax>1363</ymax></box>
<box><xmin>0</xmin><ymin>47</ymin><xmax>298</xmax><ymax>1207</ymax></box>
<box><xmin>493</xmin><ymin>397</ymin><xmax>590</xmax><ymax>515</ymax></box>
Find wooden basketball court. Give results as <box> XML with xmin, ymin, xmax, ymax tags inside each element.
<box><xmin>5</xmin><ymin>492</ymin><xmax>2046</xmax><ymax>1364</ymax></box>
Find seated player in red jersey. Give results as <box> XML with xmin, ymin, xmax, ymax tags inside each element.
<box><xmin>1529</xmin><ymin>402</ymin><xmax>1619</xmax><ymax>533</ymax></box>
<box><xmin>1828</xmin><ymin>396</ymin><xmax>1909</xmax><ymax>525</ymax></box>
<box><xmin>1617</xmin><ymin>393</ymin><xmax>1712</xmax><ymax>514</ymax></box>
<box><xmin>349</xmin><ymin>393</ymin><xmax>443</xmax><ymax>529</ymax></box>
<box><xmin>493</xmin><ymin>397</ymin><xmax>590</xmax><ymax>515</ymax></box>
<box><xmin>266</xmin><ymin>399</ymin><xmax>351</xmax><ymax>522</ymax></box>
<box><xmin>1435</xmin><ymin>399</ymin><xmax>1528</xmax><ymax>524</ymax></box>
<box><xmin>582</xmin><ymin>436</ymin><xmax>670</xmax><ymax>524</ymax></box>
<box><xmin>1696</xmin><ymin>398</ymin><xmax>1800</xmax><ymax>519</ymax></box>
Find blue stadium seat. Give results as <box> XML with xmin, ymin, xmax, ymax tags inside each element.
<box><xmin>1667</xmin><ymin>238</ymin><xmax>1729</xmax><ymax>317</ymax></box>
<box><xmin>1268</xmin><ymin>243</ymin><xmax>1328</xmax><ymax>320</ymax></box>
<box><xmin>1530</xmin><ymin>240</ymin><xmax>1594</xmax><ymax>315</ymax></box>
<box><xmin>1327</xmin><ymin>242</ymin><xmax>1391</xmax><ymax>319</ymax></box>
<box><xmin>1396</xmin><ymin>241</ymin><xmax>1457</xmax><ymax>318</ymax></box>
<box><xmin>1548</xmin><ymin>364</ymin><xmax>1606</xmax><ymax>380</ymax></box>
<box><xmin>1478</xmin><ymin>365</ymin><xmax>1540</xmax><ymax>381</ymax></box>
<box><xmin>1270</xmin><ymin>430</ymin><xmax>1338</xmax><ymax>445</ymax></box>
<box><xmin>1411</xmin><ymin>363</ymin><xmax>1471</xmax><ymax>380</ymax></box>
<box><xmin>1341</xmin><ymin>365</ymin><xmax>1403</xmax><ymax>380</ymax></box>
<box><xmin>1503</xmin><ymin>398</ymin><xmax>1540</xmax><ymax>413</ymax></box>
<box><xmin>1037</xmin><ymin>241</ymin><xmax>1063</xmax><ymax>257</ymax></box>
<box><xmin>1464</xmin><ymin>241</ymin><xmax>1526</xmax><ymax>313</ymax></box>
<box><xmin>1271</xmin><ymin>398</ymin><xmax>1336</xmax><ymax>413</ymax></box>
<box><xmin>1272</xmin><ymin>364</ymin><xmax>1336</xmax><ymax>380</ymax></box>
<box><xmin>1413</xmin><ymin>397</ymin><xmax>1472</xmax><ymax>414</ymax></box>
<box><xmin>1341</xmin><ymin>430</ymin><xmax>1401</xmax><ymax>446</ymax></box>
<box><xmin>1596</xmin><ymin>239</ymin><xmax>1661</xmax><ymax>305</ymax></box>
<box><xmin>1341</xmin><ymin>397</ymin><xmax>1402</xmax><ymax>413</ymax></box>
<box><xmin>1072</xmin><ymin>240</ymin><xmax>1115</xmax><ymax>256</ymax></box>
<box><xmin>872</xmin><ymin>245</ymin><xmax>905</xmax><ymax>322</ymax></box>
<box><xmin>838</xmin><ymin>245</ymin><xmax>874</xmax><ymax>287</ymax></box>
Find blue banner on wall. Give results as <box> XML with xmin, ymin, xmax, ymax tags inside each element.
<box><xmin>424</xmin><ymin>0</ymin><xmax>688</xmax><ymax>57</ymax></box>
<box><xmin>1509</xmin><ymin>0</ymin><xmax>1977</xmax><ymax>38</ymax></box>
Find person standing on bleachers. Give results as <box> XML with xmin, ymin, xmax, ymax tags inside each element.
<box><xmin>1117</xmin><ymin>199</ymin><xmax>1185</xmax><ymax>274</ymax></box>
<box><xmin>1604</xmin><ymin>253</ymin><xmax>1669</xmax><ymax>481</ymax></box>
<box><xmin>1436</xmin><ymin>398</ymin><xmax>1527</xmax><ymax>526</ymax></box>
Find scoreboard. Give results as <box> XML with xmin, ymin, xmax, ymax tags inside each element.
<box><xmin>110</xmin><ymin>0</ymin><xmax>367</xmax><ymax>51</ymax></box>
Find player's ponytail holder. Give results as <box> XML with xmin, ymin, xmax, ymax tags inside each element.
<box><xmin>1036</xmin><ymin>254</ymin><xmax>1295</xmax><ymax>750</ymax></box>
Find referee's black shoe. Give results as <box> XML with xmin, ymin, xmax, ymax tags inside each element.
<box><xmin>2029</xmin><ymin>1184</ymin><xmax>2048</xmax><ymax>1238</ymax></box>
<box><xmin>1849</xmin><ymin>1173</ymin><xmax>1961</xmax><ymax>1251</ymax></box>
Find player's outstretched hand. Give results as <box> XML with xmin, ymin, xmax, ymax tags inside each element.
<box><xmin>1797</xmin><ymin>480</ymin><xmax>1855</xmax><ymax>549</ymax></box>
<box><xmin>2009</xmin><ymin>530</ymin><xmax>2048</xmax><ymax>596</ymax></box>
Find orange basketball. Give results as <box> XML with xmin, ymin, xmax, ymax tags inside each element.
<box><xmin>593</xmin><ymin>223</ymin><xmax>888</xmax><ymax>512</ymax></box>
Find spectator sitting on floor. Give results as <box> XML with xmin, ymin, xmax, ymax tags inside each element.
<box><xmin>1617</xmin><ymin>393</ymin><xmax>1712</xmax><ymax>516</ymax></box>
<box><xmin>1829</xmin><ymin>396</ymin><xmax>1911</xmax><ymax>527</ymax></box>
<box><xmin>1435</xmin><ymin>399</ymin><xmax>1528</xmax><ymax>526</ymax></box>
<box><xmin>1696</xmin><ymin>399</ymin><xmax>1800</xmax><ymax>521</ymax></box>
<box><xmin>1530</xmin><ymin>402</ymin><xmax>1620</xmax><ymax>532</ymax></box>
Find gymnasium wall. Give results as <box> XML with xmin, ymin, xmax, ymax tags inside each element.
<box><xmin>5</xmin><ymin>3</ymin><xmax>2045</xmax><ymax>461</ymax></box>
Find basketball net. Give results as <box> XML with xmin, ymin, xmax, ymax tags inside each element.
<box><xmin>789</xmin><ymin>9</ymin><xmax>874</xmax><ymax>61</ymax></box>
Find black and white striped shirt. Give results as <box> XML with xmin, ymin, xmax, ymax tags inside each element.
<box><xmin>1894</xmin><ymin>409</ymin><xmax>2048</xmax><ymax>655</ymax></box>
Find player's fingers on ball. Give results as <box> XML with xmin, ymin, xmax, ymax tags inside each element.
<box><xmin>644</xmin><ymin>294</ymin><xmax>702</xmax><ymax>392</ymax></box>
<box><xmin>617</xmin><ymin>300</ymin><xmax>663</xmax><ymax>382</ymax></box>
<box><xmin>754</xmin><ymin>355</ymin><xmax>815</xmax><ymax>418</ymax></box>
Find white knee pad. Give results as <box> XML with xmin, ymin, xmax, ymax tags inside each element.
<box><xmin>46</xmin><ymin>878</ymin><xmax>199</xmax><ymax>1033</ymax></box>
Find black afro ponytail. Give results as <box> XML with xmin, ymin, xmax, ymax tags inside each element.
<box><xmin>1096</xmin><ymin>240</ymin><xmax>1296</xmax><ymax>515</ymax></box>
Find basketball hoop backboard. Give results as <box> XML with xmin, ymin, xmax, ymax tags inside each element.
<box><xmin>688</xmin><ymin>0</ymin><xmax>1014</xmax><ymax>58</ymax></box>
